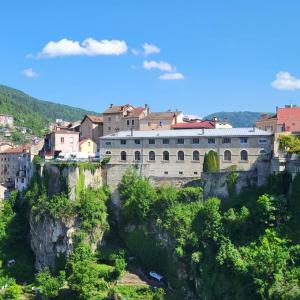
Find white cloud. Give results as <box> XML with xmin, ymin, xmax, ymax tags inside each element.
<box><xmin>142</xmin><ymin>43</ymin><xmax>160</xmax><ymax>56</ymax></box>
<box><xmin>272</xmin><ymin>71</ymin><xmax>300</xmax><ymax>90</ymax></box>
<box><xmin>22</xmin><ymin>68</ymin><xmax>38</xmax><ymax>77</ymax></box>
<box><xmin>143</xmin><ymin>60</ymin><xmax>174</xmax><ymax>72</ymax></box>
<box><xmin>159</xmin><ymin>72</ymin><xmax>184</xmax><ymax>80</ymax></box>
<box><xmin>38</xmin><ymin>38</ymin><xmax>128</xmax><ymax>58</ymax></box>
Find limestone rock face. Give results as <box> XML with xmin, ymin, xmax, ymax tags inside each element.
<box><xmin>30</xmin><ymin>213</ymin><xmax>77</xmax><ymax>270</ymax></box>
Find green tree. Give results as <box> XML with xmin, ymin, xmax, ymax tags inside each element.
<box><xmin>36</xmin><ymin>268</ymin><xmax>65</xmax><ymax>299</ymax></box>
<box><xmin>203</xmin><ymin>150</ymin><xmax>220</xmax><ymax>172</ymax></box>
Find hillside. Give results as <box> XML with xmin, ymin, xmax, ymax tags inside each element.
<box><xmin>204</xmin><ymin>111</ymin><xmax>265</xmax><ymax>127</ymax></box>
<box><xmin>0</xmin><ymin>85</ymin><xmax>97</xmax><ymax>135</ymax></box>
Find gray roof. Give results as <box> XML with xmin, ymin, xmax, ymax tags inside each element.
<box><xmin>100</xmin><ymin>128</ymin><xmax>273</xmax><ymax>139</ymax></box>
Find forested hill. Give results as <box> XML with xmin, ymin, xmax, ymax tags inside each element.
<box><xmin>204</xmin><ymin>111</ymin><xmax>265</xmax><ymax>127</ymax></box>
<box><xmin>0</xmin><ymin>85</ymin><xmax>97</xmax><ymax>135</ymax></box>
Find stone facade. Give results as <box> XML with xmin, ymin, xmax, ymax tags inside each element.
<box><xmin>100</xmin><ymin>128</ymin><xmax>273</xmax><ymax>178</ymax></box>
<box><xmin>80</xmin><ymin>115</ymin><xmax>103</xmax><ymax>144</ymax></box>
<box><xmin>103</xmin><ymin>104</ymin><xmax>148</xmax><ymax>136</ymax></box>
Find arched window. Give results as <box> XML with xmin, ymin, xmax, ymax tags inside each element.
<box><xmin>149</xmin><ymin>151</ymin><xmax>155</xmax><ymax>161</ymax></box>
<box><xmin>120</xmin><ymin>151</ymin><xmax>127</xmax><ymax>161</ymax></box>
<box><xmin>241</xmin><ymin>150</ymin><xmax>248</xmax><ymax>161</ymax></box>
<box><xmin>135</xmin><ymin>151</ymin><xmax>141</xmax><ymax>161</ymax></box>
<box><xmin>193</xmin><ymin>150</ymin><xmax>200</xmax><ymax>161</ymax></box>
<box><xmin>163</xmin><ymin>151</ymin><xmax>169</xmax><ymax>161</ymax></box>
<box><xmin>178</xmin><ymin>151</ymin><xmax>184</xmax><ymax>161</ymax></box>
<box><xmin>259</xmin><ymin>149</ymin><xmax>266</xmax><ymax>154</ymax></box>
<box><xmin>224</xmin><ymin>150</ymin><xmax>231</xmax><ymax>161</ymax></box>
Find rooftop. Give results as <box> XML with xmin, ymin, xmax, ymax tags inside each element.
<box><xmin>100</xmin><ymin>128</ymin><xmax>272</xmax><ymax>139</ymax></box>
<box><xmin>83</xmin><ymin>115</ymin><xmax>103</xmax><ymax>123</ymax></box>
<box><xmin>171</xmin><ymin>120</ymin><xmax>215</xmax><ymax>129</ymax></box>
<box><xmin>143</xmin><ymin>111</ymin><xmax>181</xmax><ymax>120</ymax></box>
<box><xmin>0</xmin><ymin>144</ymin><xmax>30</xmax><ymax>154</ymax></box>
<box><xmin>103</xmin><ymin>104</ymin><xmax>133</xmax><ymax>114</ymax></box>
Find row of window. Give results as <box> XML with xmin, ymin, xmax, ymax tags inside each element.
<box><xmin>106</xmin><ymin>137</ymin><xmax>268</xmax><ymax>146</ymax></box>
<box><xmin>115</xmin><ymin>150</ymin><xmax>250</xmax><ymax>161</ymax></box>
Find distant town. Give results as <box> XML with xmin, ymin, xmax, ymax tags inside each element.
<box><xmin>0</xmin><ymin>103</ymin><xmax>299</xmax><ymax>199</ymax></box>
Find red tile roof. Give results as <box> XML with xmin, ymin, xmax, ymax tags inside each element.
<box><xmin>124</xmin><ymin>107</ymin><xmax>146</xmax><ymax>118</ymax></box>
<box><xmin>1</xmin><ymin>144</ymin><xmax>30</xmax><ymax>154</ymax></box>
<box><xmin>171</xmin><ymin>120</ymin><xmax>215</xmax><ymax>129</ymax></box>
<box><xmin>83</xmin><ymin>115</ymin><xmax>103</xmax><ymax>123</ymax></box>
<box><xmin>277</xmin><ymin>107</ymin><xmax>300</xmax><ymax>124</ymax></box>
<box><xmin>79</xmin><ymin>138</ymin><xmax>94</xmax><ymax>145</ymax></box>
<box><xmin>104</xmin><ymin>104</ymin><xmax>133</xmax><ymax>114</ymax></box>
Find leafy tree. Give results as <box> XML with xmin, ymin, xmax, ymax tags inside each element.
<box><xmin>119</xmin><ymin>169</ymin><xmax>157</xmax><ymax>224</ymax></box>
<box><xmin>67</xmin><ymin>242</ymin><xmax>107</xmax><ymax>299</ymax></box>
<box><xmin>35</xmin><ymin>268</ymin><xmax>65</xmax><ymax>299</ymax></box>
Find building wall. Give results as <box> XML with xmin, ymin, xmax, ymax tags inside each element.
<box><xmin>80</xmin><ymin>119</ymin><xmax>103</xmax><ymax>143</ymax></box>
<box><xmin>256</xmin><ymin>118</ymin><xmax>278</xmax><ymax>133</ymax></box>
<box><xmin>0</xmin><ymin>152</ymin><xmax>24</xmax><ymax>184</ymax></box>
<box><xmin>54</xmin><ymin>132</ymin><xmax>79</xmax><ymax>153</ymax></box>
<box><xmin>139</xmin><ymin>113</ymin><xmax>183</xmax><ymax>131</ymax></box>
<box><xmin>100</xmin><ymin>135</ymin><xmax>272</xmax><ymax>178</ymax></box>
<box><xmin>80</xmin><ymin>139</ymin><xmax>97</xmax><ymax>154</ymax></box>
<box><xmin>103</xmin><ymin>112</ymin><xmax>123</xmax><ymax>136</ymax></box>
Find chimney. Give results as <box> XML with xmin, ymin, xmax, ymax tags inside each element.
<box><xmin>145</xmin><ymin>104</ymin><xmax>150</xmax><ymax>116</ymax></box>
<box><xmin>110</xmin><ymin>104</ymin><xmax>113</xmax><ymax>108</ymax></box>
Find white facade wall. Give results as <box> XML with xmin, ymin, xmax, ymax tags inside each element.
<box><xmin>100</xmin><ymin>129</ymin><xmax>273</xmax><ymax>178</ymax></box>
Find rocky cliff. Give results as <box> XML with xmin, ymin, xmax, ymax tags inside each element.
<box><xmin>29</xmin><ymin>163</ymin><xmax>105</xmax><ymax>270</ymax></box>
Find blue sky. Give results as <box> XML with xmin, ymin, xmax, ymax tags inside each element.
<box><xmin>1</xmin><ymin>0</ymin><xmax>300</xmax><ymax>116</ymax></box>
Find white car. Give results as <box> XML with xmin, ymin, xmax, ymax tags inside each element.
<box><xmin>149</xmin><ymin>271</ymin><xmax>163</xmax><ymax>282</ymax></box>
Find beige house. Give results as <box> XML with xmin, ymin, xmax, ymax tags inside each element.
<box><xmin>100</xmin><ymin>128</ymin><xmax>273</xmax><ymax>178</ymax></box>
<box><xmin>79</xmin><ymin>138</ymin><xmax>97</xmax><ymax>155</ymax></box>
<box><xmin>80</xmin><ymin>115</ymin><xmax>103</xmax><ymax>143</ymax></box>
<box><xmin>44</xmin><ymin>131</ymin><xmax>79</xmax><ymax>157</ymax></box>
<box><xmin>139</xmin><ymin>111</ymin><xmax>183</xmax><ymax>131</ymax></box>
<box><xmin>103</xmin><ymin>104</ymin><xmax>148</xmax><ymax>136</ymax></box>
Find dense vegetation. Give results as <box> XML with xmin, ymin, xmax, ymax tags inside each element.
<box><xmin>118</xmin><ymin>169</ymin><xmax>300</xmax><ymax>299</ymax></box>
<box><xmin>0</xmin><ymin>85</ymin><xmax>97</xmax><ymax>135</ymax></box>
<box><xmin>279</xmin><ymin>134</ymin><xmax>300</xmax><ymax>154</ymax></box>
<box><xmin>204</xmin><ymin>111</ymin><xmax>265</xmax><ymax>127</ymax></box>
<box><xmin>0</xmin><ymin>165</ymin><xmax>163</xmax><ymax>299</ymax></box>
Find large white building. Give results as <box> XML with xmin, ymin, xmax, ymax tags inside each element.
<box><xmin>99</xmin><ymin>128</ymin><xmax>273</xmax><ymax>178</ymax></box>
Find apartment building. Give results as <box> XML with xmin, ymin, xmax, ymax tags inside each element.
<box><xmin>99</xmin><ymin>128</ymin><xmax>273</xmax><ymax>177</ymax></box>
<box><xmin>256</xmin><ymin>105</ymin><xmax>300</xmax><ymax>133</ymax></box>
<box><xmin>103</xmin><ymin>104</ymin><xmax>148</xmax><ymax>136</ymax></box>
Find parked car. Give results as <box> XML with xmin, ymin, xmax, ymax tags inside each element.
<box><xmin>56</xmin><ymin>152</ymin><xmax>71</xmax><ymax>161</ymax></box>
<box><xmin>149</xmin><ymin>271</ymin><xmax>163</xmax><ymax>282</ymax></box>
<box><xmin>69</xmin><ymin>152</ymin><xmax>89</xmax><ymax>162</ymax></box>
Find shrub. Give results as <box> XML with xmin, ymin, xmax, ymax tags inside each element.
<box><xmin>203</xmin><ymin>150</ymin><xmax>220</xmax><ymax>172</ymax></box>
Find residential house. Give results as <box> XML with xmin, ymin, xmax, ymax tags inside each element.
<box><xmin>79</xmin><ymin>138</ymin><xmax>97</xmax><ymax>155</ymax></box>
<box><xmin>43</xmin><ymin>131</ymin><xmax>79</xmax><ymax>158</ymax></box>
<box><xmin>100</xmin><ymin>128</ymin><xmax>273</xmax><ymax>178</ymax></box>
<box><xmin>103</xmin><ymin>104</ymin><xmax>148</xmax><ymax>136</ymax></box>
<box><xmin>139</xmin><ymin>111</ymin><xmax>183</xmax><ymax>131</ymax></box>
<box><xmin>80</xmin><ymin>115</ymin><xmax>103</xmax><ymax>144</ymax></box>
<box><xmin>256</xmin><ymin>105</ymin><xmax>300</xmax><ymax>133</ymax></box>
